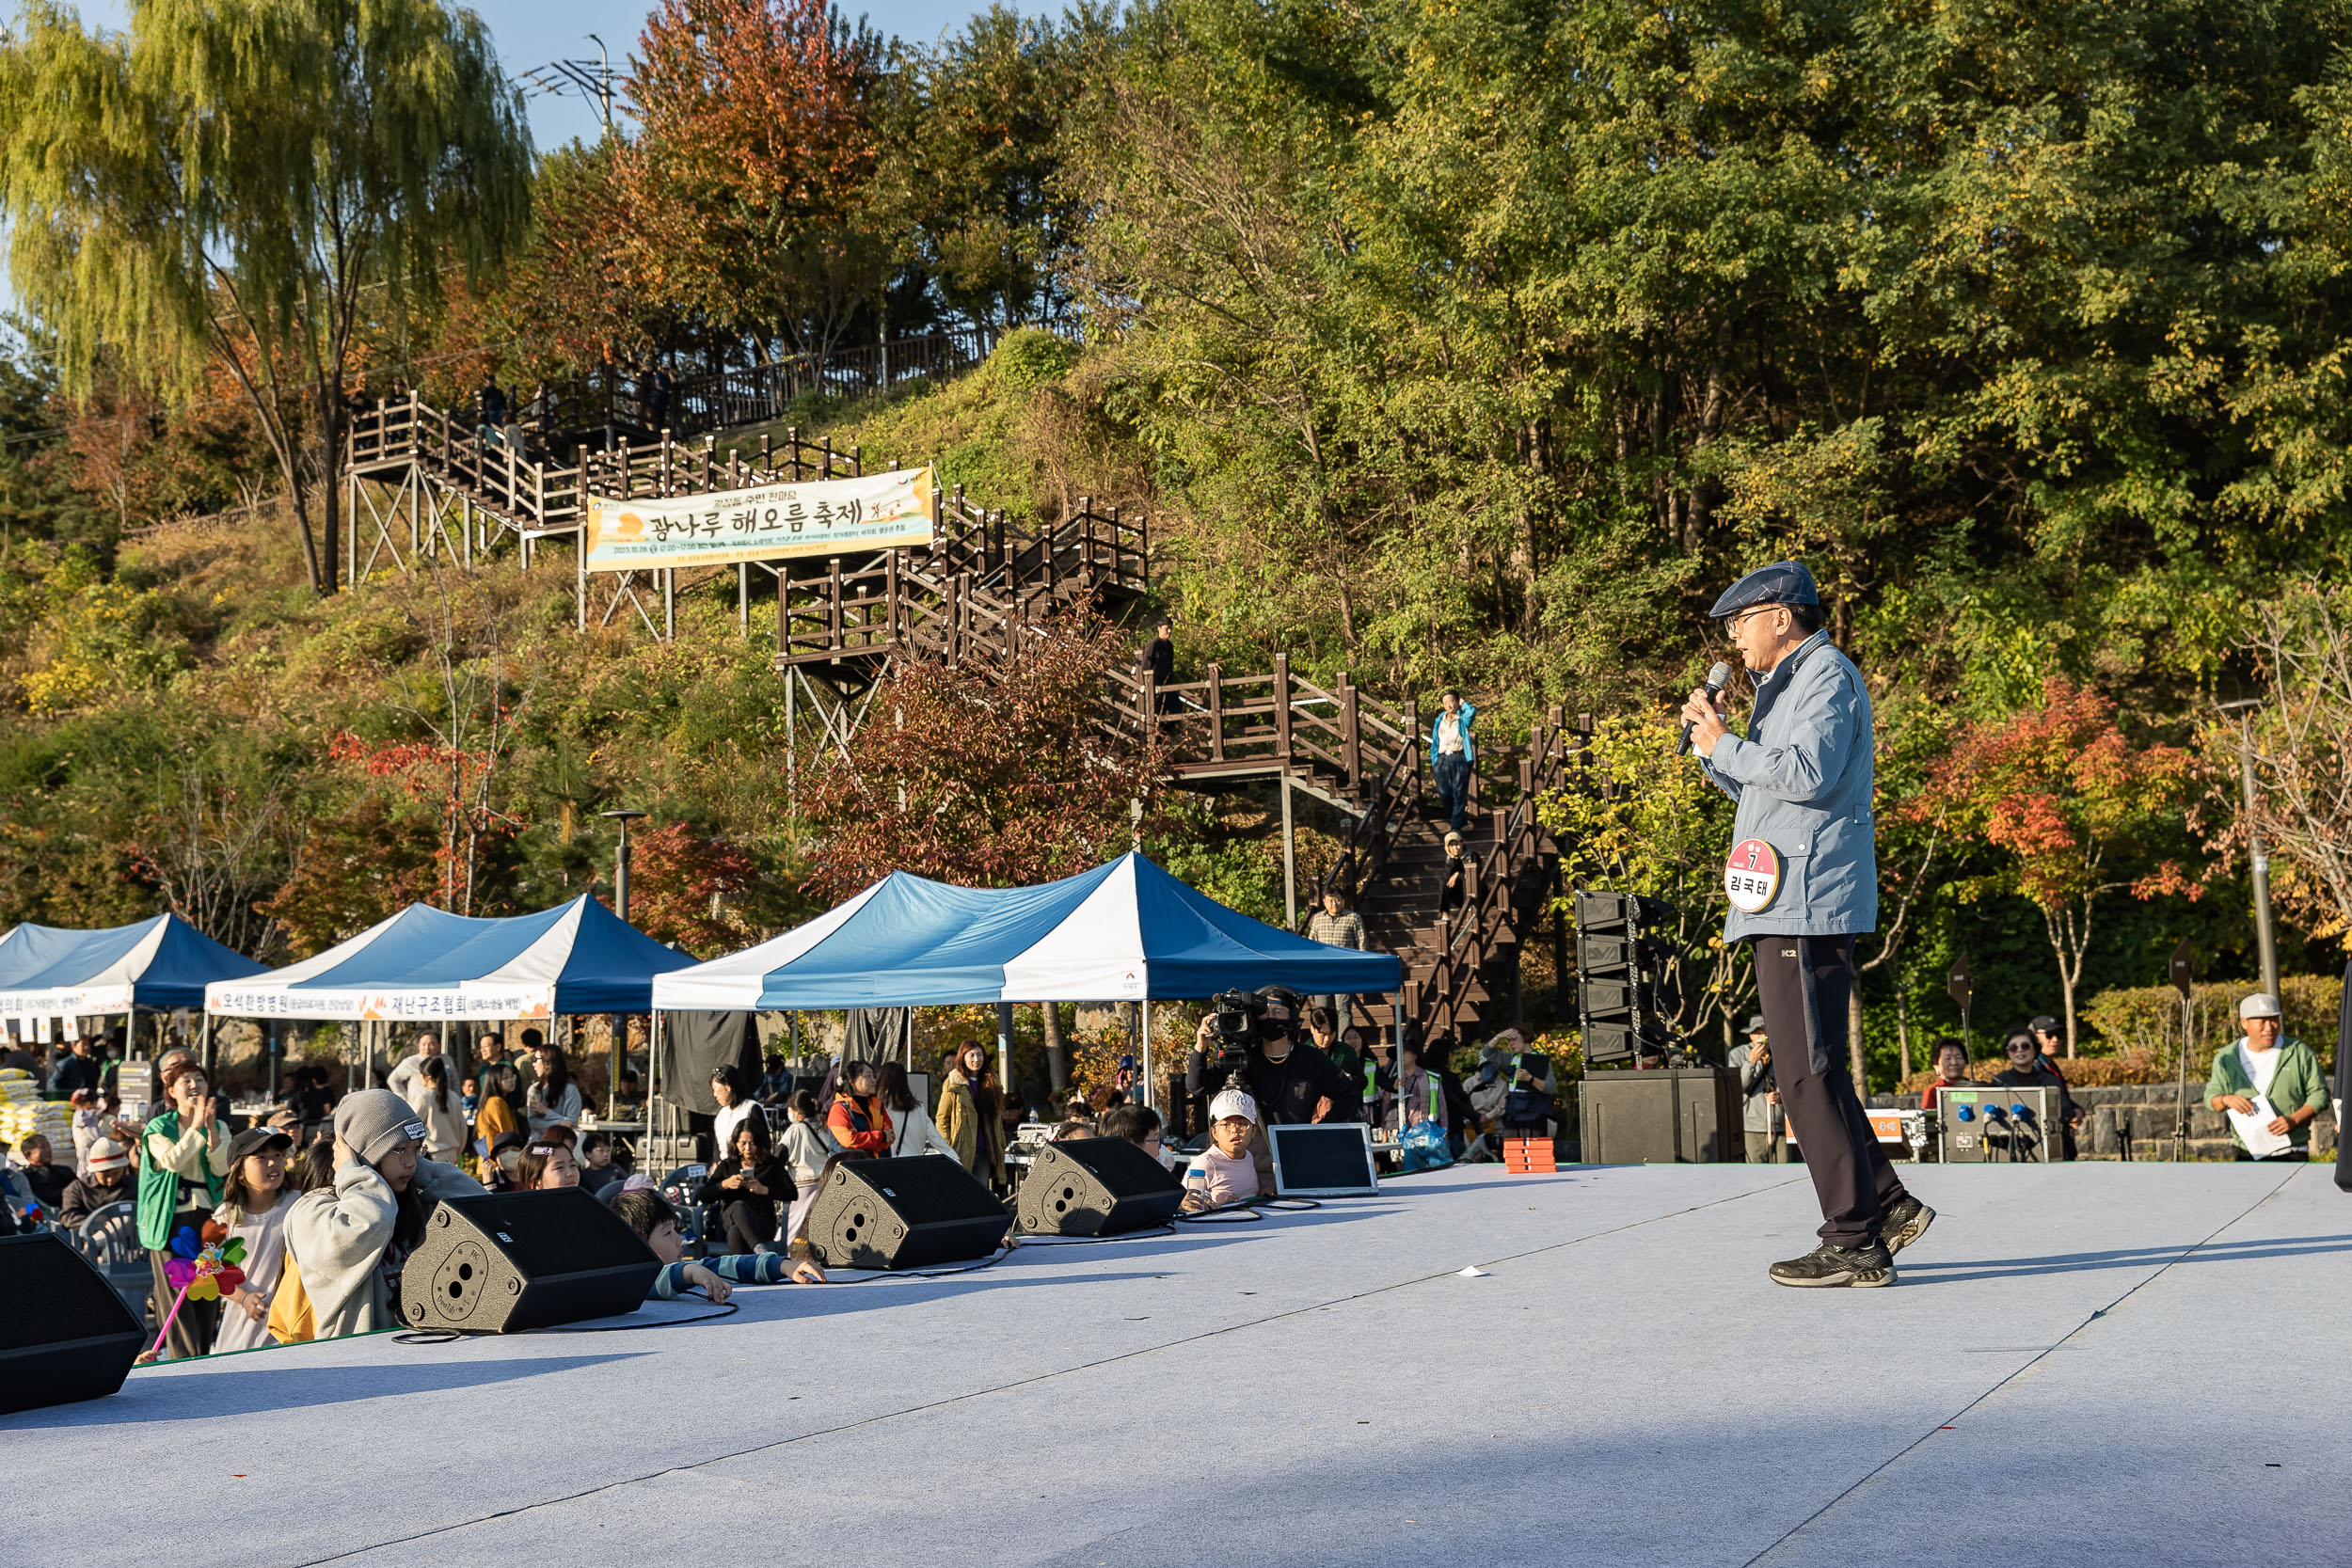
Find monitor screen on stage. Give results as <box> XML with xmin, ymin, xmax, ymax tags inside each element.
<box><xmin>1268</xmin><ymin>1122</ymin><xmax>1379</xmax><ymax>1197</ymax></box>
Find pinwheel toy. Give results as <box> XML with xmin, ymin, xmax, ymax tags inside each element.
<box><xmin>148</xmin><ymin>1221</ymin><xmax>247</xmax><ymax>1358</ymax></box>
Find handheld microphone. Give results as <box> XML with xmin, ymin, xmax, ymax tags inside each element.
<box><xmin>1678</xmin><ymin>662</ymin><xmax>1734</xmax><ymax>756</ymax></box>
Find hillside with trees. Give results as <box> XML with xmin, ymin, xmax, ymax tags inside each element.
<box><xmin>2</xmin><ymin>0</ymin><xmax>2348</xmax><ymax>1085</ymax></box>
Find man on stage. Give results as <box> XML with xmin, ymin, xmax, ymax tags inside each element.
<box><xmin>1681</xmin><ymin>561</ymin><xmax>1932</xmax><ymax>1288</ymax></box>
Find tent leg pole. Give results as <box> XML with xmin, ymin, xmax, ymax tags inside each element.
<box><xmin>994</xmin><ymin>1002</ymin><xmax>1013</xmax><ymax>1111</ymax></box>
<box><xmin>1142</xmin><ymin>1004</ymin><xmax>1153</xmax><ymax>1113</ymax></box>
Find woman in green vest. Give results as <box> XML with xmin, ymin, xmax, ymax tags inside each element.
<box><xmin>137</xmin><ymin>1054</ymin><xmax>230</xmax><ymax>1359</ymax></box>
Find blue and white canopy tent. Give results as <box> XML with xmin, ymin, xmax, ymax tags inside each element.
<box><xmin>204</xmin><ymin>895</ymin><xmax>692</xmax><ymax>1022</ymax></box>
<box><xmin>651</xmin><ymin>852</ymin><xmax>1403</xmax><ymax>1104</ymax></box>
<box><xmin>0</xmin><ymin>912</ymin><xmax>266</xmax><ymax>1048</ymax></box>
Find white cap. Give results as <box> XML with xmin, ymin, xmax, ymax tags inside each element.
<box><xmin>2239</xmin><ymin>992</ymin><xmax>2281</xmax><ymax>1021</ymax></box>
<box><xmin>1208</xmin><ymin>1088</ymin><xmax>1260</xmax><ymax>1125</ymax></box>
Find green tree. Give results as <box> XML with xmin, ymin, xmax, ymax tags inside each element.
<box><xmin>0</xmin><ymin>0</ymin><xmax>532</xmax><ymax>593</ymax></box>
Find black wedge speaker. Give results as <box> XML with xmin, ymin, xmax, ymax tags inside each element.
<box><xmin>0</xmin><ymin>1232</ymin><xmax>147</xmax><ymax>1415</ymax></box>
<box><xmin>400</xmin><ymin>1189</ymin><xmax>660</xmax><ymax>1333</ymax></box>
<box><xmin>803</xmin><ymin>1156</ymin><xmax>1009</xmax><ymax>1270</ymax></box>
<box><xmin>1015</xmin><ymin>1138</ymin><xmax>1184</xmax><ymax>1236</ymax></box>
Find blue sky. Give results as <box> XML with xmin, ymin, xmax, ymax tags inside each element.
<box><xmin>69</xmin><ymin>0</ymin><xmax>1058</xmax><ymax>150</ymax></box>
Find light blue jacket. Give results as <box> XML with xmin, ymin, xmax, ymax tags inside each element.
<box><xmin>1429</xmin><ymin>701</ymin><xmax>1477</xmax><ymax>766</ymax></box>
<box><xmin>1696</xmin><ymin>631</ymin><xmax>1877</xmax><ymax>940</ymax></box>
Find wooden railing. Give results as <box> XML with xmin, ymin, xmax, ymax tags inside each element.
<box><xmin>1401</xmin><ymin>708</ymin><xmax>1585</xmax><ymax>1038</ymax></box>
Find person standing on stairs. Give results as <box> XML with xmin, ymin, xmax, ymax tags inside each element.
<box><xmin>1303</xmin><ymin>885</ymin><xmax>1367</xmax><ymax>1025</ymax></box>
<box><xmin>1144</xmin><ymin>616</ymin><xmax>1178</xmax><ymax>727</ymax></box>
<box><xmin>1681</xmin><ymin>560</ymin><xmax>1931</xmax><ymax>1289</ymax></box>
<box><xmin>1430</xmin><ymin>689</ymin><xmax>1476</xmax><ymax>834</ymax></box>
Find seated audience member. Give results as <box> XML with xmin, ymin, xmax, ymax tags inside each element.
<box><xmin>59</xmin><ymin>1136</ymin><xmax>135</xmax><ymax>1227</ymax></box>
<box><xmin>577</xmin><ymin>1132</ymin><xmax>623</xmax><ymax>1194</ymax></box>
<box><xmin>1395</xmin><ymin>1038</ymin><xmax>1447</xmax><ymax>1136</ymax></box>
<box><xmin>1051</xmin><ymin>1119</ymin><xmax>1095</xmax><ymax>1142</ymax></box>
<box><xmin>1918</xmin><ymin>1038</ymin><xmax>1975</xmax><ymax>1113</ymax></box>
<box><xmin>475</xmin><ymin>1062</ymin><xmax>524</xmax><ymax>1158</ymax></box>
<box><xmin>827</xmin><ymin>1060</ymin><xmax>891</xmax><ymax>1156</ymax></box>
<box><xmin>1098</xmin><ymin>1103</ymin><xmax>1168</xmax><ymax>1166</ymax></box>
<box><xmin>881</xmin><ymin>1062</ymin><xmax>956</xmax><ymax>1159</ymax></box>
<box><xmin>14</xmin><ymin>1132</ymin><xmax>73</xmax><ymax>1212</ymax></box>
<box><xmin>697</xmin><ymin>1118</ymin><xmax>792</xmax><ymax>1255</ymax></box>
<box><xmin>212</xmin><ymin>1128</ymin><xmax>301</xmax><ymax>1354</ymax></box>
<box><xmin>481</xmin><ymin>1130</ymin><xmax>532</xmax><ymax>1192</ymax></box>
<box><xmin>1993</xmin><ymin>1029</ymin><xmax>2083</xmax><ymax>1158</ymax></box>
<box><xmin>758</xmin><ymin>1053</ymin><xmax>793</xmax><ymax>1104</ymax></box>
<box><xmin>278</xmin><ymin>1090</ymin><xmax>485</xmax><ymax>1342</ymax></box>
<box><xmin>782</xmin><ymin>1090</ymin><xmax>842</xmax><ymax>1188</ymax></box>
<box><xmin>607</xmin><ymin>1187</ymin><xmax>824</xmax><ymax>1301</ymax></box>
<box><xmin>516</xmin><ymin>1142</ymin><xmax>581</xmax><ymax>1190</ymax></box>
<box><xmin>1181</xmin><ymin>1088</ymin><xmax>1262</xmax><ymax>1212</ymax></box>
<box><xmin>711</xmin><ymin>1064</ymin><xmax>769</xmax><ymax>1156</ymax></box>
<box><xmin>526</xmin><ymin>1043</ymin><xmax>583</xmax><ymax>1135</ymax></box>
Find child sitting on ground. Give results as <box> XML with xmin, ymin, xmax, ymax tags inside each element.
<box><xmin>606</xmin><ymin>1186</ymin><xmax>825</xmax><ymax>1302</ymax></box>
<box><xmin>1182</xmin><ymin>1088</ymin><xmax>1262</xmax><ymax>1212</ymax></box>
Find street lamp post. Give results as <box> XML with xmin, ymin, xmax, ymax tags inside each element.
<box><xmin>2217</xmin><ymin>699</ymin><xmax>2280</xmax><ymax>1001</ymax></box>
<box><xmin>599</xmin><ymin>808</ymin><xmax>648</xmax><ymax>923</ymax></box>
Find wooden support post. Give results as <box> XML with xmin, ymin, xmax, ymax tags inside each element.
<box><xmin>663</xmin><ymin>568</ymin><xmax>675</xmax><ymax>641</ymax></box>
<box><xmin>1273</xmin><ymin>651</ymin><xmax>1293</xmax><ymax>763</ymax></box>
<box><xmin>738</xmin><ymin>562</ymin><xmax>749</xmax><ymax>637</ymax></box>
<box><xmin>1341</xmin><ymin>670</ymin><xmax>1360</xmax><ymax>784</ymax></box>
<box><xmin>1282</xmin><ymin>773</ymin><xmax>1296</xmax><ymax>931</ymax></box>
<box><xmin>787</xmin><ymin>426</ymin><xmax>800</xmax><ymax>482</ymax></box>
<box><xmin>1207</xmin><ymin>661</ymin><xmax>1226</xmax><ymax>762</ymax></box>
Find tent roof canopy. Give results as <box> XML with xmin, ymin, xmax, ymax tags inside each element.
<box><xmin>651</xmin><ymin>851</ymin><xmax>1402</xmax><ymax>1012</ymax></box>
<box><xmin>0</xmin><ymin>913</ymin><xmax>265</xmax><ymax>1015</ymax></box>
<box><xmin>205</xmin><ymin>895</ymin><xmax>691</xmax><ymax>1021</ymax></box>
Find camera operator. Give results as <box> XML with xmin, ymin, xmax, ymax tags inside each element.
<box><xmin>1192</xmin><ymin>986</ymin><xmax>1364</xmax><ymax>1188</ymax></box>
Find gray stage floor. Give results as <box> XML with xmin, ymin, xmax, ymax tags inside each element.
<box><xmin>10</xmin><ymin>1162</ymin><xmax>2347</xmax><ymax>1567</ymax></box>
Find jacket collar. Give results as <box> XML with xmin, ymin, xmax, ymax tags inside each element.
<box><xmin>1756</xmin><ymin>628</ymin><xmax>1831</xmax><ymax>697</ymax></box>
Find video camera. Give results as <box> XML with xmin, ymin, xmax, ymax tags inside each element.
<box><xmin>1190</xmin><ymin>986</ymin><xmax>1303</xmax><ymax>1097</ymax></box>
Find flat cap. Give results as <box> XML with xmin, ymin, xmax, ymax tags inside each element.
<box><xmin>1709</xmin><ymin>560</ymin><xmax>1820</xmax><ymax>618</ymax></box>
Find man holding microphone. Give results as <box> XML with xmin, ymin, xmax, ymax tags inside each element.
<box><xmin>1681</xmin><ymin>561</ymin><xmax>1932</xmax><ymax>1288</ymax></box>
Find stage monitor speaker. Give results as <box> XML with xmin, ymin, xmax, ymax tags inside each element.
<box><xmin>400</xmin><ymin>1189</ymin><xmax>661</xmax><ymax>1334</ymax></box>
<box><xmin>0</xmin><ymin>1231</ymin><xmax>146</xmax><ymax>1415</ymax></box>
<box><xmin>805</xmin><ymin>1156</ymin><xmax>1009</xmax><ymax>1269</ymax></box>
<box><xmin>1014</xmin><ymin>1138</ymin><xmax>1184</xmax><ymax>1236</ymax></box>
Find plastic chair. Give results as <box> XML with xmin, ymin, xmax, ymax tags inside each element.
<box><xmin>658</xmin><ymin>1163</ymin><xmax>711</xmax><ymax>1251</ymax></box>
<box><xmin>76</xmin><ymin>1200</ymin><xmax>152</xmax><ymax>1325</ymax></box>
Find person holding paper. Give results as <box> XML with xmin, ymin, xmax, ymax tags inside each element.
<box><xmin>2206</xmin><ymin>992</ymin><xmax>2329</xmax><ymax>1162</ymax></box>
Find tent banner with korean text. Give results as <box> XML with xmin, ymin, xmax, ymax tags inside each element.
<box><xmin>582</xmin><ymin>466</ymin><xmax>938</xmax><ymax>572</ymax></box>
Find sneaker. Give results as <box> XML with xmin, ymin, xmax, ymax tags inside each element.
<box><xmin>1769</xmin><ymin>1241</ymin><xmax>1897</xmax><ymax>1289</ymax></box>
<box><xmin>1878</xmin><ymin>1194</ymin><xmax>1934</xmax><ymax>1256</ymax></box>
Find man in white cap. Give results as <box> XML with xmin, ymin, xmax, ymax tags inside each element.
<box><xmin>59</xmin><ymin>1136</ymin><xmax>135</xmax><ymax>1227</ymax></box>
<box><xmin>1182</xmin><ymin>1087</ymin><xmax>1262</xmax><ymax>1211</ymax></box>
<box><xmin>2205</xmin><ymin>992</ymin><xmax>2329</xmax><ymax>1161</ymax></box>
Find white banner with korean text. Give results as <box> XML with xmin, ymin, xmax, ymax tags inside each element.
<box><xmin>581</xmin><ymin>466</ymin><xmax>938</xmax><ymax>572</ymax></box>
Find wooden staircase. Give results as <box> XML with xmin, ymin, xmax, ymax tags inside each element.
<box><xmin>340</xmin><ymin>386</ymin><xmax>1582</xmax><ymax>1051</ymax></box>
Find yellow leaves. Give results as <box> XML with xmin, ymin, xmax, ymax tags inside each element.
<box><xmin>17</xmin><ymin>567</ymin><xmax>183</xmax><ymax>715</ymax></box>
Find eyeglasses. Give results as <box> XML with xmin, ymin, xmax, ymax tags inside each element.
<box><xmin>1724</xmin><ymin>607</ymin><xmax>1777</xmax><ymax>637</ymax></box>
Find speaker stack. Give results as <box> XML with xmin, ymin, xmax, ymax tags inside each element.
<box><xmin>1014</xmin><ymin>1138</ymin><xmax>1184</xmax><ymax>1237</ymax></box>
<box><xmin>1574</xmin><ymin>889</ymin><xmax>1679</xmax><ymax>1065</ymax></box>
<box><xmin>803</xmin><ymin>1156</ymin><xmax>1009</xmax><ymax>1269</ymax></box>
<box><xmin>0</xmin><ymin>1232</ymin><xmax>147</xmax><ymax>1415</ymax></box>
<box><xmin>399</xmin><ymin>1189</ymin><xmax>661</xmax><ymax>1334</ymax></box>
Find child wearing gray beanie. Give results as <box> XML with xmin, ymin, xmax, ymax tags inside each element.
<box><xmin>281</xmin><ymin>1088</ymin><xmax>485</xmax><ymax>1342</ymax></box>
